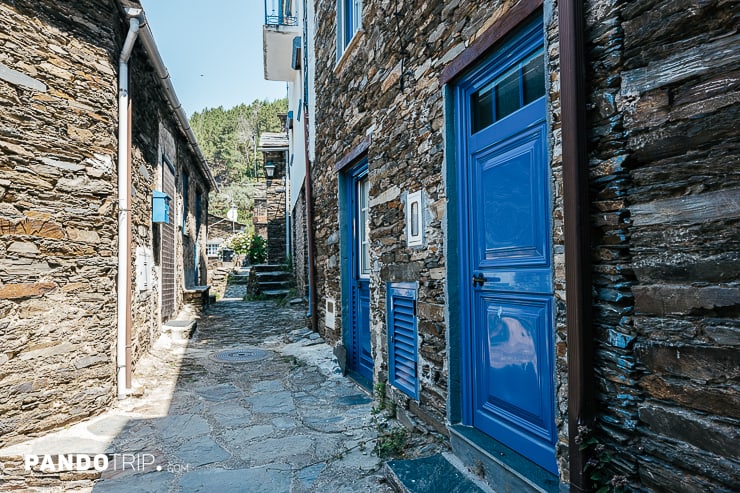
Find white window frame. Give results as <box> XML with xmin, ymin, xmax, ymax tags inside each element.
<box><xmin>358</xmin><ymin>176</ymin><xmax>370</xmax><ymax>278</ymax></box>
<box><xmin>336</xmin><ymin>0</ymin><xmax>362</xmax><ymax>60</ymax></box>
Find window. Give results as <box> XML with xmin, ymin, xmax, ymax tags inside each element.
<box><xmin>206</xmin><ymin>241</ymin><xmax>221</xmax><ymax>258</ymax></box>
<box><xmin>470</xmin><ymin>48</ymin><xmax>545</xmax><ymax>134</ymax></box>
<box><xmin>358</xmin><ymin>176</ymin><xmax>370</xmax><ymax>277</ymax></box>
<box><xmin>337</xmin><ymin>0</ymin><xmax>362</xmax><ymax>59</ymax></box>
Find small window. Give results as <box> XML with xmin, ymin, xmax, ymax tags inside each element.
<box><xmin>337</xmin><ymin>0</ymin><xmax>362</xmax><ymax>59</ymax></box>
<box><xmin>206</xmin><ymin>242</ymin><xmax>221</xmax><ymax>258</ymax></box>
<box><xmin>470</xmin><ymin>47</ymin><xmax>545</xmax><ymax>134</ymax></box>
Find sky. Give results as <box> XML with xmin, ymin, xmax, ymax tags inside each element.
<box><xmin>141</xmin><ymin>0</ymin><xmax>288</xmax><ymax>117</ymax></box>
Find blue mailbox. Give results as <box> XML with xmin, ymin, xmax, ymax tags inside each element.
<box><xmin>152</xmin><ymin>191</ymin><xmax>171</xmax><ymax>223</ymax></box>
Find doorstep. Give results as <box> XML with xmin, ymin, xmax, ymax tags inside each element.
<box><xmin>449</xmin><ymin>425</ymin><xmax>561</xmax><ymax>493</ymax></box>
<box><xmin>384</xmin><ymin>453</ymin><xmax>490</xmax><ymax>493</ymax></box>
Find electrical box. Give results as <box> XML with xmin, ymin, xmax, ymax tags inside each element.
<box><xmin>325</xmin><ymin>297</ymin><xmax>336</xmax><ymax>329</ymax></box>
<box><xmin>152</xmin><ymin>191</ymin><xmax>171</xmax><ymax>223</ymax></box>
<box><xmin>406</xmin><ymin>190</ymin><xmax>424</xmax><ymax>247</ymax></box>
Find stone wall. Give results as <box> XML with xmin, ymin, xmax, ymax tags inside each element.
<box><xmin>586</xmin><ymin>0</ymin><xmax>740</xmax><ymax>490</ymax></box>
<box><xmin>311</xmin><ymin>0</ymin><xmax>568</xmax><ymax>458</ymax></box>
<box><xmin>0</xmin><ymin>0</ymin><xmax>121</xmax><ymax>448</ymax></box>
<box><xmin>291</xmin><ymin>186</ymin><xmax>308</xmax><ymax>298</ymax></box>
<box><xmin>259</xmin><ymin>149</ymin><xmax>288</xmax><ymax>264</ymax></box>
<box><xmin>0</xmin><ymin>0</ymin><xmax>212</xmax><ymax>449</ymax></box>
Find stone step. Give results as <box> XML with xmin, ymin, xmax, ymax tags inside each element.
<box><xmin>449</xmin><ymin>426</ymin><xmax>559</xmax><ymax>493</ymax></box>
<box><xmin>261</xmin><ymin>289</ymin><xmax>291</xmax><ymax>298</ymax></box>
<box><xmin>229</xmin><ymin>275</ymin><xmax>250</xmax><ymax>285</ymax></box>
<box><xmin>251</xmin><ymin>263</ymin><xmax>289</xmax><ymax>273</ymax></box>
<box><xmin>255</xmin><ymin>271</ymin><xmax>292</xmax><ymax>282</ymax></box>
<box><xmin>257</xmin><ymin>281</ymin><xmax>294</xmax><ymax>291</ymax></box>
<box><xmin>384</xmin><ymin>453</ymin><xmax>488</xmax><ymax>493</ymax></box>
<box><xmin>163</xmin><ymin>319</ymin><xmax>197</xmax><ymax>340</ymax></box>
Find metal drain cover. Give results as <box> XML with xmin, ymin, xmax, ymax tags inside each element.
<box><xmin>210</xmin><ymin>348</ymin><xmax>270</xmax><ymax>363</ymax></box>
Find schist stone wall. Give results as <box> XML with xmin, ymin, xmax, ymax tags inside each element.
<box><xmin>586</xmin><ymin>0</ymin><xmax>739</xmax><ymax>490</ymax></box>
<box><xmin>0</xmin><ymin>0</ymin><xmax>211</xmax><ymax>448</ymax></box>
<box><xmin>311</xmin><ymin>0</ymin><xmax>569</xmax><ymax>467</ymax></box>
<box><xmin>291</xmin><ymin>186</ymin><xmax>309</xmax><ymax>298</ymax></box>
<box><xmin>0</xmin><ymin>0</ymin><xmax>121</xmax><ymax>448</ymax></box>
<box><xmin>263</xmin><ymin>150</ymin><xmax>288</xmax><ymax>264</ymax></box>
<box><xmin>311</xmin><ymin>0</ymin><xmax>738</xmax><ymax>489</ymax></box>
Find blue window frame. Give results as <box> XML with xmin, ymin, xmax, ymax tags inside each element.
<box><xmin>388</xmin><ymin>282</ymin><xmax>419</xmax><ymax>399</ymax></box>
<box><xmin>337</xmin><ymin>0</ymin><xmax>362</xmax><ymax>59</ymax></box>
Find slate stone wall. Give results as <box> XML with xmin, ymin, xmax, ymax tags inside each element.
<box><xmin>311</xmin><ymin>0</ymin><xmax>568</xmax><ymax>466</ymax></box>
<box><xmin>292</xmin><ymin>186</ymin><xmax>309</xmax><ymax>297</ymax></box>
<box><xmin>0</xmin><ymin>0</ymin><xmax>211</xmax><ymax>448</ymax></box>
<box><xmin>312</xmin><ymin>0</ymin><xmax>738</xmax><ymax>488</ymax></box>
<box><xmin>0</xmin><ymin>0</ymin><xmax>121</xmax><ymax>448</ymax></box>
<box><xmin>586</xmin><ymin>0</ymin><xmax>740</xmax><ymax>490</ymax></box>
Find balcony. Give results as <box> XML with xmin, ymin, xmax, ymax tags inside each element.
<box><xmin>263</xmin><ymin>0</ymin><xmax>301</xmax><ymax>81</ymax></box>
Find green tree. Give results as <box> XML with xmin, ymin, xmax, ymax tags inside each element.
<box><xmin>190</xmin><ymin>98</ymin><xmax>287</xmax><ymax>226</ymax></box>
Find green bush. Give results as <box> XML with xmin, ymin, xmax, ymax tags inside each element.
<box><xmin>248</xmin><ymin>235</ymin><xmax>268</xmax><ymax>264</ymax></box>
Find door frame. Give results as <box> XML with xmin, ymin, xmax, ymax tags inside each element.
<box><xmin>445</xmin><ymin>12</ymin><xmax>557</xmax><ymax>468</ymax></box>
<box><xmin>340</xmin><ymin>157</ymin><xmax>373</xmax><ymax>387</ymax></box>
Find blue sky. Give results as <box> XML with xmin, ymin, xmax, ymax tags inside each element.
<box><xmin>141</xmin><ymin>0</ymin><xmax>288</xmax><ymax>116</ymax></box>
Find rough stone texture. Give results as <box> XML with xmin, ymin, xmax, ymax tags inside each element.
<box><xmin>0</xmin><ymin>0</ymin><xmax>121</xmax><ymax>449</ymax></box>
<box><xmin>255</xmin><ymin>147</ymin><xmax>288</xmax><ymax>264</ymax></box>
<box><xmin>0</xmin><ymin>0</ymin><xmax>212</xmax><ymax>449</ymax></box>
<box><xmin>585</xmin><ymin>0</ymin><xmax>740</xmax><ymax>489</ymax></box>
<box><xmin>310</xmin><ymin>0</ymin><xmax>739</xmax><ymax>490</ymax></box>
<box><xmin>292</xmin><ymin>186</ymin><xmax>309</xmax><ymax>298</ymax></box>
<box><xmin>0</xmin><ymin>298</ymin><xmax>409</xmax><ymax>493</ymax></box>
<box><xmin>310</xmin><ymin>0</ymin><xmax>569</xmax><ymax>482</ymax></box>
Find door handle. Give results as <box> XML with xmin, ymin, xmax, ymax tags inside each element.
<box><xmin>472</xmin><ymin>273</ymin><xmax>486</xmax><ymax>287</ymax></box>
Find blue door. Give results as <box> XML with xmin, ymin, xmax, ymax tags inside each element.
<box><xmin>456</xmin><ymin>18</ymin><xmax>557</xmax><ymax>473</ymax></box>
<box><xmin>346</xmin><ymin>161</ymin><xmax>373</xmax><ymax>383</ymax></box>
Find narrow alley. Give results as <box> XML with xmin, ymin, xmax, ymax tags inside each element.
<box><xmin>0</xmin><ymin>279</ymin><xmax>450</xmax><ymax>492</ymax></box>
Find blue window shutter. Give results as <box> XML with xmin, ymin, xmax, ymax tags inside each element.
<box><xmin>388</xmin><ymin>283</ymin><xmax>418</xmax><ymax>399</ymax></box>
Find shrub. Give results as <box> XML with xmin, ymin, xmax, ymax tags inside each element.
<box><xmin>248</xmin><ymin>235</ymin><xmax>268</xmax><ymax>264</ymax></box>
<box><xmin>227</xmin><ymin>232</ymin><xmax>251</xmax><ymax>255</ymax></box>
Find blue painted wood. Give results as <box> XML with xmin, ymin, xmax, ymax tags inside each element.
<box><xmin>345</xmin><ymin>160</ymin><xmax>373</xmax><ymax>382</ymax></box>
<box><xmin>152</xmin><ymin>191</ymin><xmax>171</xmax><ymax>224</ymax></box>
<box><xmin>388</xmin><ymin>282</ymin><xmax>419</xmax><ymax>399</ymax></box>
<box><xmin>455</xmin><ymin>16</ymin><xmax>557</xmax><ymax>474</ymax></box>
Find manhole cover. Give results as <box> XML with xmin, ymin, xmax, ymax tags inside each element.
<box><xmin>210</xmin><ymin>348</ymin><xmax>270</xmax><ymax>363</ymax></box>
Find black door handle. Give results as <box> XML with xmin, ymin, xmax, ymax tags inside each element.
<box><xmin>472</xmin><ymin>273</ymin><xmax>485</xmax><ymax>287</ymax></box>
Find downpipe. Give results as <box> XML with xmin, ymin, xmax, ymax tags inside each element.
<box><xmin>117</xmin><ymin>13</ymin><xmax>140</xmax><ymax>400</ymax></box>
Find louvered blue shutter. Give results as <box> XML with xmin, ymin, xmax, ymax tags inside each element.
<box><xmin>388</xmin><ymin>283</ymin><xmax>418</xmax><ymax>399</ymax></box>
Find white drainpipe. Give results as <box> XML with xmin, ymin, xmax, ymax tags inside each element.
<box><xmin>117</xmin><ymin>13</ymin><xmax>140</xmax><ymax>400</ymax></box>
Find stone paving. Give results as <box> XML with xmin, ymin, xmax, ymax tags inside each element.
<box><xmin>0</xmin><ymin>290</ymin><xmax>401</xmax><ymax>492</ymax></box>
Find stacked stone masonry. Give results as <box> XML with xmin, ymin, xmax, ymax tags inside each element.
<box><xmin>586</xmin><ymin>0</ymin><xmax>740</xmax><ymax>490</ymax></box>
<box><xmin>0</xmin><ymin>0</ymin><xmax>211</xmax><ymax>448</ymax></box>
<box><xmin>310</xmin><ymin>0</ymin><xmax>739</xmax><ymax>490</ymax></box>
<box><xmin>311</xmin><ymin>0</ymin><xmax>570</xmax><ymax>465</ymax></box>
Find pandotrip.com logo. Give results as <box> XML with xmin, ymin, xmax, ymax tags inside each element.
<box><xmin>24</xmin><ymin>453</ymin><xmax>190</xmax><ymax>473</ymax></box>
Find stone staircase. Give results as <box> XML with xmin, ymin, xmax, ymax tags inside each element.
<box><xmin>247</xmin><ymin>264</ymin><xmax>294</xmax><ymax>299</ymax></box>
<box><xmin>229</xmin><ymin>266</ymin><xmax>251</xmax><ymax>284</ymax></box>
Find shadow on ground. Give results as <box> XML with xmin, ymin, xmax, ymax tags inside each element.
<box><xmin>87</xmin><ymin>295</ymin><xmax>394</xmax><ymax>493</ymax></box>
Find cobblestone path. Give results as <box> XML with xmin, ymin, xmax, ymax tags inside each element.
<box><xmin>1</xmin><ymin>296</ymin><xmax>395</xmax><ymax>492</ymax></box>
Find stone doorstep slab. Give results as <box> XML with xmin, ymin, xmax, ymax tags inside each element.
<box><xmin>384</xmin><ymin>453</ymin><xmax>489</xmax><ymax>493</ymax></box>
<box><xmin>163</xmin><ymin>319</ymin><xmax>196</xmax><ymax>340</ymax></box>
